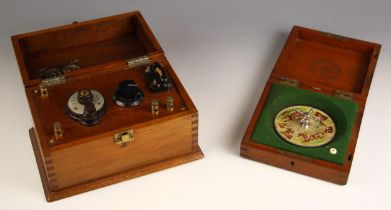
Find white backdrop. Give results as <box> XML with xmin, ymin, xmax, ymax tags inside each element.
<box><xmin>0</xmin><ymin>0</ymin><xmax>390</xmax><ymax>209</ymax></box>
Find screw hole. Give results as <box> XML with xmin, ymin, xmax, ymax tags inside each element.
<box><xmin>348</xmin><ymin>154</ymin><xmax>353</xmax><ymax>161</ymax></box>
<box><xmin>290</xmin><ymin>161</ymin><xmax>295</xmax><ymax>166</ymax></box>
<box><xmin>374</xmin><ymin>54</ymin><xmax>378</xmax><ymax>58</ymax></box>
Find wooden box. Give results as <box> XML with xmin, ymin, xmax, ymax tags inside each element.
<box><xmin>240</xmin><ymin>26</ymin><xmax>381</xmax><ymax>184</ymax></box>
<box><xmin>11</xmin><ymin>11</ymin><xmax>203</xmax><ymax>201</ymax></box>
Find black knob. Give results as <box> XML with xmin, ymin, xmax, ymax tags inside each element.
<box><xmin>113</xmin><ymin>80</ymin><xmax>144</xmax><ymax>107</ymax></box>
<box><xmin>144</xmin><ymin>62</ymin><xmax>171</xmax><ymax>92</ymax></box>
<box><xmin>80</xmin><ymin>103</ymin><xmax>99</xmax><ymax>125</ymax></box>
<box><xmin>77</xmin><ymin>89</ymin><xmax>93</xmax><ymax>105</ymax></box>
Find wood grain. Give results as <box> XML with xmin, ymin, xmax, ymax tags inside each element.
<box><xmin>30</xmin><ymin>129</ymin><xmax>203</xmax><ymax>202</ymax></box>
<box><xmin>11</xmin><ymin>11</ymin><xmax>164</xmax><ymax>87</ymax></box>
<box><xmin>13</xmin><ymin>11</ymin><xmax>203</xmax><ymax>201</ymax></box>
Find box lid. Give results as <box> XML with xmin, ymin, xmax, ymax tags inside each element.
<box><xmin>12</xmin><ymin>11</ymin><xmax>163</xmax><ymax>88</ymax></box>
<box><xmin>271</xmin><ymin>26</ymin><xmax>381</xmax><ymax>101</ymax></box>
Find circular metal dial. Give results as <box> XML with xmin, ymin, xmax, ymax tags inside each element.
<box><xmin>274</xmin><ymin>105</ymin><xmax>336</xmax><ymax>147</ymax></box>
<box><xmin>67</xmin><ymin>90</ymin><xmax>105</xmax><ymax>115</ymax></box>
<box><xmin>66</xmin><ymin>90</ymin><xmax>106</xmax><ymax>126</ymax></box>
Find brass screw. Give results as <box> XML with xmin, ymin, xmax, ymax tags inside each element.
<box><xmin>40</xmin><ymin>84</ymin><xmax>48</xmax><ymax>97</ymax></box>
<box><xmin>79</xmin><ymin>89</ymin><xmax>89</xmax><ymax>96</ymax></box>
<box><xmin>151</xmin><ymin>99</ymin><xmax>159</xmax><ymax>115</ymax></box>
<box><xmin>166</xmin><ymin>96</ymin><xmax>174</xmax><ymax>111</ymax></box>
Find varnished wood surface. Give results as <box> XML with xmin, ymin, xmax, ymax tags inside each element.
<box><xmin>25</xmin><ymin>35</ymin><xmax>147</xmax><ymax>78</ymax></box>
<box><xmin>272</xmin><ymin>26</ymin><xmax>380</xmax><ymax>100</ymax></box>
<box><xmin>46</xmin><ymin>114</ymin><xmax>193</xmax><ymax>190</ymax></box>
<box><xmin>241</xmin><ymin>26</ymin><xmax>381</xmax><ymax>185</ymax></box>
<box><xmin>3</xmin><ymin>2</ymin><xmax>390</xmax><ymax>209</ymax></box>
<box><xmin>11</xmin><ymin>11</ymin><xmax>164</xmax><ymax>87</ymax></box>
<box><xmin>12</xmin><ymin>11</ymin><xmax>203</xmax><ymax>201</ymax></box>
<box><xmin>30</xmin><ymin>128</ymin><xmax>204</xmax><ymax>202</ymax></box>
<box><xmin>26</xmin><ymin>56</ymin><xmax>189</xmax><ymax>147</ymax></box>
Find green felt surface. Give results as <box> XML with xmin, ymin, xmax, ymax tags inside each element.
<box><xmin>251</xmin><ymin>84</ymin><xmax>358</xmax><ymax>164</ymax></box>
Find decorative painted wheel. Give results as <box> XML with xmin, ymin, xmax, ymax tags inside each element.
<box><xmin>274</xmin><ymin>105</ymin><xmax>336</xmax><ymax>147</ymax></box>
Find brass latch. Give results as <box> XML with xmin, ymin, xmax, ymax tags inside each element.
<box><xmin>114</xmin><ymin>129</ymin><xmax>134</xmax><ymax>145</ymax></box>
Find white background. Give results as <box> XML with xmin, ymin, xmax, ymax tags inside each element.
<box><xmin>0</xmin><ymin>0</ymin><xmax>390</xmax><ymax>209</ymax></box>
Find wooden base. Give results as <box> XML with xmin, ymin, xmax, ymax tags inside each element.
<box><xmin>29</xmin><ymin>128</ymin><xmax>204</xmax><ymax>202</ymax></box>
<box><xmin>240</xmin><ymin>143</ymin><xmax>349</xmax><ymax>185</ymax></box>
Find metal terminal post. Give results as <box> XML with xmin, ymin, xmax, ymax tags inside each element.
<box><xmin>166</xmin><ymin>96</ymin><xmax>174</xmax><ymax>111</ymax></box>
<box><xmin>53</xmin><ymin>121</ymin><xmax>63</xmax><ymax>140</ymax></box>
<box><xmin>151</xmin><ymin>99</ymin><xmax>159</xmax><ymax>115</ymax></box>
<box><xmin>39</xmin><ymin>83</ymin><xmax>48</xmax><ymax>97</ymax></box>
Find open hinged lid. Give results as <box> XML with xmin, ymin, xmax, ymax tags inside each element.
<box><xmin>12</xmin><ymin>11</ymin><xmax>163</xmax><ymax>88</ymax></box>
<box><xmin>271</xmin><ymin>26</ymin><xmax>381</xmax><ymax>101</ymax></box>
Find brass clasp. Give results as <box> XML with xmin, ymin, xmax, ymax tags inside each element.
<box><xmin>114</xmin><ymin>129</ymin><xmax>134</xmax><ymax>146</ymax></box>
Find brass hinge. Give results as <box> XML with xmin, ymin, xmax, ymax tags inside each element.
<box><xmin>279</xmin><ymin>77</ymin><xmax>300</xmax><ymax>87</ymax></box>
<box><xmin>42</xmin><ymin>75</ymin><xmax>66</xmax><ymax>87</ymax></box>
<box><xmin>335</xmin><ymin>90</ymin><xmax>354</xmax><ymax>100</ymax></box>
<box><xmin>127</xmin><ymin>56</ymin><xmax>150</xmax><ymax>68</ymax></box>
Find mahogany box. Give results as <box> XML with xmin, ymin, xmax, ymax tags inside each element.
<box><xmin>240</xmin><ymin>26</ymin><xmax>381</xmax><ymax>184</ymax></box>
<box><xmin>11</xmin><ymin>11</ymin><xmax>203</xmax><ymax>201</ymax></box>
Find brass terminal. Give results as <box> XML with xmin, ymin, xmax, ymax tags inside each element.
<box><xmin>166</xmin><ymin>96</ymin><xmax>174</xmax><ymax>111</ymax></box>
<box><xmin>40</xmin><ymin>83</ymin><xmax>48</xmax><ymax>97</ymax></box>
<box><xmin>53</xmin><ymin>121</ymin><xmax>63</xmax><ymax>140</ymax></box>
<box><xmin>151</xmin><ymin>99</ymin><xmax>159</xmax><ymax>115</ymax></box>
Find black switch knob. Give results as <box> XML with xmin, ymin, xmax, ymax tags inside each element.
<box><xmin>80</xmin><ymin>103</ymin><xmax>100</xmax><ymax>125</ymax></box>
<box><xmin>113</xmin><ymin>80</ymin><xmax>144</xmax><ymax>107</ymax></box>
<box><xmin>77</xmin><ymin>89</ymin><xmax>93</xmax><ymax>105</ymax></box>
